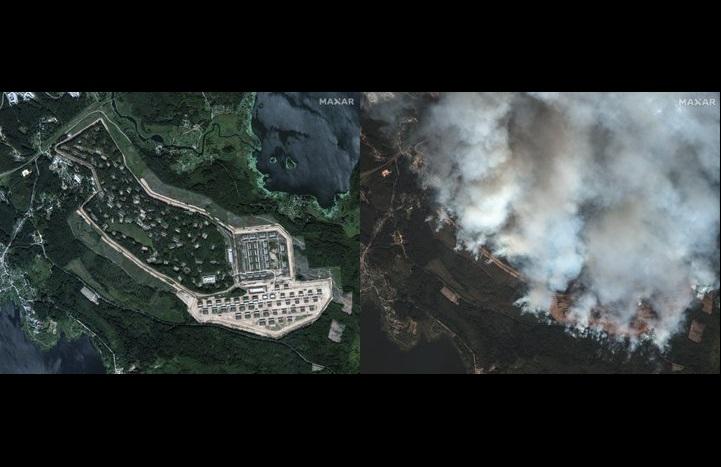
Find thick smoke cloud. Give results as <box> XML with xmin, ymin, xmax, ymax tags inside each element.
<box><xmin>413</xmin><ymin>92</ymin><xmax>720</xmax><ymax>345</ymax></box>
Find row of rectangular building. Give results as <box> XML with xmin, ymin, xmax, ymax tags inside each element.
<box><xmin>235</xmin><ymin>229</ymin><xmax>290</xmax><ymax>279</ymax></box>
<box><xmin>196</xmin><ymin>282</ymin><xmax>325</xmax><ymax>330</ymax></box>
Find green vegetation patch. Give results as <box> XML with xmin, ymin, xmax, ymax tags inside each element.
<box><xmin>112</xmin><ymin>92</ymin><xmax>259</xmax><ymax>178</ymax></box>
<box><xmin>68</xmin><ymin>212</ymin><xmax>173</xmax><ymax>294</ymax></box>
<box><xmin>64</xmin><ymin>253</ymin><xmax>188</xmax><ymax>325</ymax></box>
<box><xmin>282</xmin><ymin>301</ymin><xmax>360</xmax><ymax>374</ymax></box>
<box><xmin>0</xmin><ymin>92</ymin><xmax>95</xmax><ymax>160</ymax></box>
<box><xmin>27</xmin><ymin>254</ymin><xmax>53</xmax><ymax>286</ymax></box>
<box><xmin>107</xmin><ymin>221</ymin><xmax>153</xmax><ymax>247</ymax></box>
<box><xmin>2</xmin><ymin>167</ymin><xmax>35</xmax><ymax>211</ymax></box>
<box><xmin>57</xmin><ymin>122</ymin><xmax>234</xmax><ymax>292</ymax></box>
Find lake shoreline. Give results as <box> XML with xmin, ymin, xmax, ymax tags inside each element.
<box><xmin>0</xmin><ymin>300</ymin><xmax>106</xmax><ymax>374</ymax></box>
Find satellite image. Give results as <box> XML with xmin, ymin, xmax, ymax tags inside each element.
<box><xmin>0</xmin><ymin>92</ymin><xmax>359</xmax><ymax>373</ymax></box>
<box><xmin>361</xmin><ymin>92</ymin><xmax>720</xmax><ymax>374</ymax></box>
<box><xmin>1</xmin><ymin>91</ymin><xmax>718</xmax><ymax>375</ymax></box>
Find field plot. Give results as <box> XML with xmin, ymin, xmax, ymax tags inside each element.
<box><xmin>56</xmin><ymin>122</ymin><xmax>234</xmax><ymax>293</ymax></box>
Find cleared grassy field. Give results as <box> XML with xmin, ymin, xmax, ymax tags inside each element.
<box><xmin>1</xmin><ymin>168</ymin><xmax>35</xmax><ymax>211</ymax></box>
<box><xmin>66</xmin><ymin>210</ymin><xmax>190</xmax><ymax>326</ymax></box>
<box><xmin>108</xmin><ymin>221</ymin><xmax>154</xmax><ymax>248</ymax></box>
<box><xmin>67</xmin><ymin>212</ymin><xmax>165</xmax><ymax>288</ymax></box>
<box><xmin>65</xmin><ymin>252</ymin><xmax>188</xmax><ymax>324</ymax></box>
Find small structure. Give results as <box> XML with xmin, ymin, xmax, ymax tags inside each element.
<box><xmin>549</xmin><ymin>293</ymin><xmax>571</xmax><ymax>322</ymax></box>
<box><xmin>392</xmin><ymin>230</ymin><xmax>404</xmax><ymax>246</ymax></box>
<box><xmin>201</xmin><ymin>275</ymin><xmax>217</xmax><ymax>285</ymax></box>
<box><xmin>688</xmin><ymin>320</ymin><xmax>705</xmax><ymax>343</ymax></box>
<box><xmin>80</xmin><ymin>286</ymin><xmax>99</xmax><ymax>305</ymax></box>
<box><xmin>702</xmin><ymin>293</ymin><xmax>715</xmax><ymax>315</ymax></box>
<box><xmin>4</xmin><ymin>92</ymin><xmax>34</xmax><ymax>106</ymax></box>
<box><xmin>381</xmin><ymin>169</ymin><xmax>392</xmax><ymax>178</ymax></box>
<box><xmin>4</xmin><ymin>92</ymin><xmax>19</xmax><ymax>106</ymax></box>
<box><xmin>340</xmin><ymin>291</ymin><xmax>353</xmax><ymax>315</ymax></box>
<box><xmin>328</xmin><ymin>319</ymin><xmax>346</xmax><ymax>343</ymax></box>
<box><xmin>440</xmin><ymin>286</ymin><xmax>460</xmax><ymax>305</ymax></box>
<box><xmin>21</xmin><ymin>169</ymin><xmax>32</xmax><ymax>177</ymax></box>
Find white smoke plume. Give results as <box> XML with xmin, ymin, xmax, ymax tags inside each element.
<box><xmin>413</xmin><ymin>92</ymin><xmax>720</xmax><ymax>345</ymax></box>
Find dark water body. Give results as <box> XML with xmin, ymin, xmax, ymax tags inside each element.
<box><xmin>0</xmin><ymin>301</ymin><xmax>106</xmax><ymax>374</ymax></box>
<box><xmin>253</xmin><ymin>92</ymin><xmax>360</xmax><ymax>208</ymax></box>
<box><xmin>361</xmin><ymin>301</ymin><xmax>466</xmax><ymax>374</ymax></box>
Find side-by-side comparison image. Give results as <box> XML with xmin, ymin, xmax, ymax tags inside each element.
<box><xmin>1</xmin><ymin>92</ymin><xmax>718</xmax><ymax>374</ymax></box>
